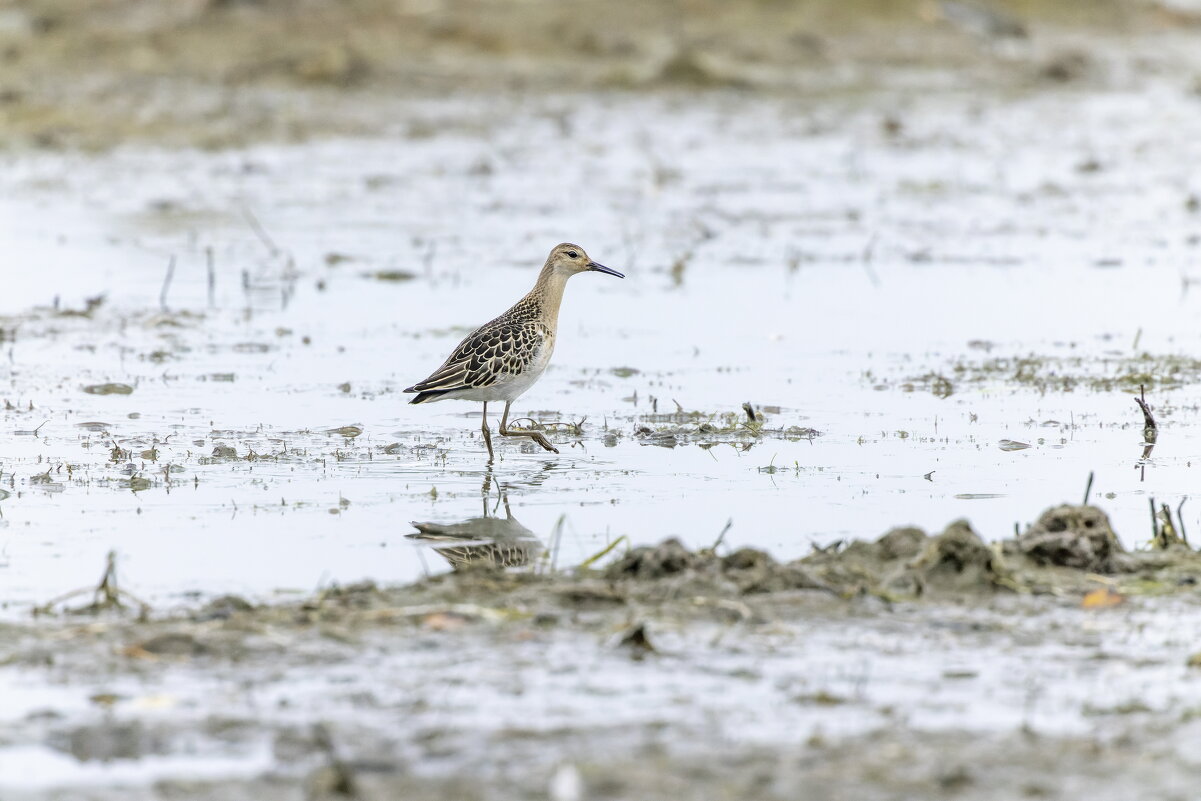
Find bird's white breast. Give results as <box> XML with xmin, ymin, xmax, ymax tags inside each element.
<box><xmin>492</xmin><ymin>336</ymin><xmax>554</xmax><ymax>402</ymax></box>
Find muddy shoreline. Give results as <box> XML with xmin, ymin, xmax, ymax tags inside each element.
<box><xmin>3</xmin><ymin>506</ymin><xmax>1201</xmax><ymax>799</ymax></box>
<box><xmin>0</xmin><ymin>0</ymin><xmax>1194</xmax><ymax>149</ymax></box>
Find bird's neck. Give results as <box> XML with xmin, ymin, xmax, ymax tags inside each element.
<box><xmin>526</xmin><ymin>266</ymin><xmax>570</xmax><ymax>325</ymax></box>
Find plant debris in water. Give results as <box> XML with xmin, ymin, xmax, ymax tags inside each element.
<box><xmin>82</xmin><ymin>382</ymin><xmax>135</xmax><ymax>396</ymax></box>
<box><xmin>889</xmin><ymin>352</ymin><xmax>1201</xmax><ymax>396</ymax></box>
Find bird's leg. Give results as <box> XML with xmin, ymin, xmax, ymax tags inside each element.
<box><xmin>499</xmin><ymin>401</ymin><xmax>559</xmax><ymax>454</ymax></box>
<box><xmin>481</xmin><ymin>402</ymin><xmax>494</xmax><ymax>462</ymax></box>
<box><xmin>481</xmin><ymin>463</ymin><xmax>494</xmax><ymax>517</ymax></box>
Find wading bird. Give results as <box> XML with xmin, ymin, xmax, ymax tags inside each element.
<box><xmin>404</xmin><ymin>243</ymin><xmax>623</xmax><ymax>460</ymax></box>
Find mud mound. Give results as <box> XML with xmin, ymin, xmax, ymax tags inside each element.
<box><xmin>722</xmin><ymin>549</ymin><xmax>829</xmax><ymax>595</ymax></box>
<box><xmin>605</xmin><ymin>539</ymin><xmax>829</xmax><ymax>598</ymax></box>
<box><xmin>433</xmin><ymin>502</ymin><xmax>1200</xmax><ymax>610</ymax></box>
<box><xmin>1014</xmin><ymin>504</ymin><xmax>1126</xmax><ymax>572</ymax></box>
<box><xmin>875</xmin><ymin>526</ymin><xmax>928</xmax><ymax>560</ymax></box>
<box><xmin>607</xmin><ymin>538</ymin><xmax>700</xmax><ymax>580</ymax></box>
<box><xmin>799</xmin><ymin>520</ymin><xmax>1008</xmax><ymax>599</ymax></box>
<box><xmin>721</xmin><ymin>547</ymin><xmax>775</xmax><ymax>572</ymax></box>
<box><xmin>882</xmin><ymin>520</ymin><xmax>1009</xmax><ymax>598</ymax></box>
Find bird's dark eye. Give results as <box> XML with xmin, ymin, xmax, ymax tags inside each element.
<box><xmin>567</xmin><ymin>250</ymin><xmax>578</xmax><ymax>258</ymax></box>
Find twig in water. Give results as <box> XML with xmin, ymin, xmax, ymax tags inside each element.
<box><xmin>1153</xmin><ymin>503</ymin><xmax>1188</xmax><ymax>550</ymax></box>
<box><xmin>711</xmin><ymin>518</ymin><xmax>733</xmax><ymax>551</ymax></box>
<box><xmin>242</xmin><ymin>206</ymin><xmax>279</xmax><ymax>255</ymax></box>
<box><xmin>159</xmin><ymin>255</ymin><xmax>176</xmax><ymax>312</ymax></box>
<box><xmin>94</xmin><ymin>550</ymin><xmax>121</xmax><ymax>606</ymax></box>
<box><xmin>506</xmin><ymin>416</ymin><xmax>547</xmax><ymax>432</ymax></box>
<box><xmin>206</xmin><ymin>246</ymin><xmax>216</xmax><ymax>308</ymax></box>
<box><xmin>1178</xmin><ymin>498</ymin><xmax>1189</xmax><ymax>546</ymax></box>
<box><xmin>578</xmin><ymin>535</ymin><xmax>628</xmax><ymax>570</ymax></box>
<box><xmin>669</xmin><ymin>251</ymin><xmax>692</xmax><ymax>286</ymax></box>
<box><xmin>1135</xmin><ymin>384</ymin><xmax>1158</xmax><ymax>443</ymax></box>
<box><xmin>547</xmin><ymin>513</ymin><xmax>567</xmax><ymax>573</ymax></box>
<box><xmin>1149</xmin><ymin>497</ymin><xmax>1159</xmax><ymax>544</ymax></box>
<box><xmin>540</xmin><ymin>418</ymin><xmax>587</xmax><ymax>436</ymax></box>
<box><xmin>861</xmin><ymin>232</ymin><xmax>881</xmax><ymax>287</ymax></box>
<box><xmin>742</xmin><ymin>402</ymin><xmax>757</xmax><ymax>422</ymax></box>
<box><xmin>35</xmin><ymin>550</ymin><xmax>150</xmax><ymax>617</ymax></box>
<box><xmin>1083</xmin><ymin>471</ymin><xmax>1094</xmax><ymax>506</ymax></box>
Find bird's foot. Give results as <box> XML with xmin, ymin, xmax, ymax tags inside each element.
<box><xmin>532</xmin><ymin>433</ymin><xmax>558</xmax><ymax>453</ymax></box>
<box><xmin>501</xmin><ymin>419</ymin><xmax>558</xmax><ymax>453</ymax></box>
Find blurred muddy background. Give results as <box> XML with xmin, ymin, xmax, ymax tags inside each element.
<box><xmin>5</xmin><ymin>0</ymin><xmax>1201</xmax><ymax>798</ymax></box>
<box><xmin>1</xmin><ymin>0</ymin><xmax>1192</xmax><ymax>148</ymax></box>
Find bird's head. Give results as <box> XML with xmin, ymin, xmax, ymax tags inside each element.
<box><xmin>544</xmin><ymin>243</ymin><xmax>624</xmax><ymax>279</ymax></box>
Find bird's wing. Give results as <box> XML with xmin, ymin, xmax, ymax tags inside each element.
<box><xmin>408</xmin><ymin>516</ymin><xmax>537</xmax><ymax>542</ymax></box>
<box><xmin>404</xmin><ymin>321</ymin><xmax>545</xmax><ymax>393</ymax></box>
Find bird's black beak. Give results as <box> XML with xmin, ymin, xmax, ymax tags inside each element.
<box><xmin>587</xmin><ymin>261</ymin><xmax>624</xmax><ymax>278</ymax></box>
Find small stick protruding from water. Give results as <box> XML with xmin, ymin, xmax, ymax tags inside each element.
<box><xmin>242</xmin><ymin>206</ymin><xmax>279</xmax><ymax>255</ymax></box>
<box><xmin>159</xmin><ymin>255</ymin><xmax>176</xmax><ymax>312</ymax></box>
<box><xmin>547</xmin><ymin>513</ymin><xmax>566</xmax><ymax>574</ymax></box>
<box><xmin>205</xmin><ymin>246</ymin><xmax>216</xmax><ymax>308</ymax></box>
<box><xmin>1135</xmin><ymin>384</ymin><xmax>1158</xmax><ymax>443</ymax></box>
<box><xmin>1177</xmin><ymin>498</ymin><xmax>1189</xmax><ymax>546</ymax></box>
<box><xmin>861</xmin><ymin>232</ymin><xmax>881</xmax><ymax>287</ymax></box>
<box><xmin>1149</xmin><ymin>496</ymin><xmax>1159</xmax><ymax>543</ymax></box>
<box><xmin>1083</xmin><ymin>471</ymin><xmax>1095</xmax><ymax>506</ymax></box>
<box><xmin>712</xmin><ymin>518</ymin><xmax>733</xmax><ymax>551</ymax></box>
<box><xmin>742</xmin><ymin>402</ymin><xmax>757</xmax><ymax>423</ymax></box>
<box><xmin>1153</xmin><ymin>502</ymin><xmax>1189</xmax><ymax>550</ymax></box>
<box><xmin>578</xmin><ymin>535</ymin><xmax>628</xmax><ymax>570</ymax></box>
<box><xmin>34</xmin><ymin>550</ymin><xmax>150</xmax><ymax>617</ymax></box>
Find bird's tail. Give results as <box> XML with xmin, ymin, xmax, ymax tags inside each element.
<box><xmin>406</xmin><ymin>388</ymin><xmax>456</xmax><ymax>404</ymax></box>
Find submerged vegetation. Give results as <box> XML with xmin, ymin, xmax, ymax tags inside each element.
<box><xmin>633</xmin><ymin>405</ymin><xmax>821</xmax><ymax>449</ymax></box>
<box><xmin>892</xmin><ymin>352</ymin><xmax>1201</xmax><ymax>396</ymax></box>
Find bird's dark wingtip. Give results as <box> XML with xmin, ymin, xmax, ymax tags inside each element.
<box><xmin>408</xmin><ymin>388</ymin><xmax>454</xmax><ymax>404</ymax></box>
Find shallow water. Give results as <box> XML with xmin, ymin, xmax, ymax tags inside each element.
<box><xmin>3</xmin><ymin>86</ymin><xmax>1201</xmax><ymax>613</ymax></box>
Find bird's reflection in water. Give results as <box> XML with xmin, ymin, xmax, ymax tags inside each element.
<box><xmin>407</xmin><ymin>471</ymin><xmax>544</xmax><ymax>571</ymax></box>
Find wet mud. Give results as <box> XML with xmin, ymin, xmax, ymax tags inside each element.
<box><xmin>3</xmin><ymin>504</ymin><xmax>1201</xmax><ymax>799</ymax></box>
<box><xmin>0</xmin><ymin>0</ymin><xmax>1162</xmax><ymax>149</ymax></box>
